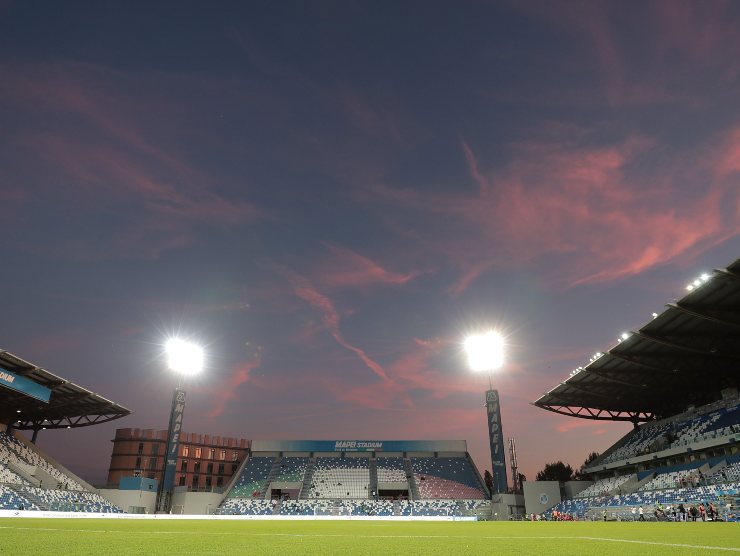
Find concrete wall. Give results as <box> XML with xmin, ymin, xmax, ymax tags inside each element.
<box><xmin>490</xmin><ymin>493</ymin><xmax>525</xmax><ymax>520</ymax></box>
<box><xmin>523</xmin><ymin>481</ymin><xmax>561</xmax><ymax>515</ymax></box>
<box><xmin>98</xmin><ymin>488</ymin><xmax>157</xmax><ymax>514</ymax></box>
<box><xmin>563</xmin><ymin>480</ymin><xmax>592</xmax><ymax>499</ymax></box>
<box><xmin>171</xmin><ymin>491</ymin><xmax>224</xmax><ymax>515</ymax></box>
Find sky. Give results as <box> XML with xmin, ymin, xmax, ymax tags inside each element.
<box><xmin>1</xmin><ymin>0</ymin><xmax>740</xmax><ymax>486</ymax></box>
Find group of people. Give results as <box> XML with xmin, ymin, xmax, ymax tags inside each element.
<box><xmin>632</xmin><ymin>501</ymin><xmax>719</xmax><ymax>521</ymax></box>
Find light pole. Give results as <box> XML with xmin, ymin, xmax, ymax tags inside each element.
<box><xmin>156</xmin><ymin>338</ymin><xmax>204</xmax><ymax>513</ymax></box>
<box><xmin>464</xmin><ymin>331</ymin><xmax>508</xmax><ymax>496</ymax></box>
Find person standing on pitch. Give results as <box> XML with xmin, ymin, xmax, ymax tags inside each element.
<box><xmin>638</xmin><ymin>506</ymin><xmax>645</xmax><ymax>521</ymax></box>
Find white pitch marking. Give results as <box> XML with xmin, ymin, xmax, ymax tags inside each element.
<box><xmin>0</xmin><ymin>527</ymin><xmax>738</xmax><ymax>551</ymax></box>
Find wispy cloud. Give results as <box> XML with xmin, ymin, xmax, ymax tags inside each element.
<box><xmin>205</xmin><ymin>355</ymin><xmax>262</xmax><ymax>418</ymax></box>
<box><xmin>1</xmin><ymin>61</ymin><xmax>260</xmax><ymax>260</ymax></box>
<box><xmin>273</xmin><ymin>264</ymin><xmax>394</xmax><ymax>385</ymax></box>
<box><xmin>315</xmin><ymin>244</ymin><xmax>423</xmax><ymax>290</ymax></box>
<box><xmin>362</xmin><ymin>131</ymin><xmax>740</xmax><ymax>292</ymax></box>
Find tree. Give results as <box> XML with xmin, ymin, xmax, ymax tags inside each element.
<box><xmin>513</xmin><ymin>473</ymin><xmax>527</xmax><ymax>493</ymax></box>
<box><xmin>574</xmin><ymin>452</ymin><xmax>600</xmax><ymax>480</ymax></box>
<box><xmin>483</xmin><ymin>470</ymin><xmax>493</xmax><ymax>493</ymax></box>
<box><xmin>535</xmin><ymin>461</ymin><xmax>574</xmax><ymax>482</ymax></box>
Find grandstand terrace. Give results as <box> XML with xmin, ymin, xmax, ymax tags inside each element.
<box><xmin>529</xmin><ymin>257</ymin><xmax>740</xmax><ymax>521</ymax></box>
<box><xmin>214</xmin><ymin>440</ymin><xmax>491</xmax><ymax>517</ymax></box>
<box><xmin>0</xmin><ymin>349</ymin><xmax>130</xmax><ymax>514</ymax></box>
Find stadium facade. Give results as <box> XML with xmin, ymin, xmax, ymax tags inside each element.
<box><xmin>2</xmin><ymin>257</ymin><xmax>740</xmax><ymax>521</ymax></box>
<box><xmin>524</xmin><ymin>257</ymin><xmax>740</xmax><ymax>520</ymax></box>
<box><xmin>106</xmin><ymin>428</ymin><xmax>250</xmax><ymax>490</ymax></box>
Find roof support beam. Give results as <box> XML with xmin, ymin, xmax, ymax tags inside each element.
<box><xmin>535</xmin><ymin>403</ymin><xmax>653</xmax><ymax>422</ymax></box>
<box><xmin>603</xmin><ymin>352</ymin><xmax>676</xmax><ymax>374</ymax></box>
<box><xmin>669</xmin><ymin>302</ymin><xmax>740</xmax><ymax>330</ymax></box>
<box><xmin>716</xmin><ymin>267</ymin><xmax>740</xmax><ymax>281</ymax></box>
<box><xmin>633</xmin><ymin>330</ymin><xmax>714</xmax><ymax>355</ymax></box>
<box><xmin>585</xmin><ymin>367</ymin><xmax>648</xmax><ymax>388</ymax></box>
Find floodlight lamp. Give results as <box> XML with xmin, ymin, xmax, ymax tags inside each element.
<box><xmin>620</xmin><ymin>332</ymin><xmax>629</xmax><ymax>340</ymax></box>
<box><xmin>687</xmin><ymin>284</ymin><xmax>694</xmax><ymax>291</ymax></box>
<box><xmin>464</xmin><ymin>331</ymin><xmax>504</xmax><ymax>372</ymax></box>
<box><xmin>165</xmin><ymin>338</ymin><xmax>204</xmax><ymax>376</ymax></box>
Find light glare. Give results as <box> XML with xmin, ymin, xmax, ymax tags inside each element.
<box><xmin>464</xmin><ymin>331</ymin><xmax>504</xmax><ymax>372</ymax></box>
<box><xmin>166</xmin><ymin>338</ymin><xmax>204</xmax><ymax>376</ymax></box>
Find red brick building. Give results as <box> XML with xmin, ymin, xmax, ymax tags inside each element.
<box><xmin>107</xmin><ymin>428</ymin><xmax>249</xmax><ymax>490</ymax></box>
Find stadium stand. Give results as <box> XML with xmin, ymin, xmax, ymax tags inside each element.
<box><xmin>575</xmin><ymin>474</ymin><xmax>634</xmax><ymax>498</ymax></box>
<box><xmin>272</xmin><ymin>456</ymin><xmax>308</xmax><ymax>483</ymax></box>
<box><xmin>227</xmin><ymin>456</ymin><xmax>275</xmax><ymax>498</ymax></box>
<box><xmin>376</xmin><ymin>457</ymin><xmax>407</xmax><ymax>482</ymax></box>
<box><xmin>532</xmin><ymin>258</ymin><xmax>740</xmax><ymax>521</ymax></box>
<box><xmin>305</xmin><ymin>456</ymin><xmax>370</xmax><ymax>499</ymax></box>
<box><xmin>211</xmin><ymin>439</ymin><xmax>493</xmax><ymax>517</ymax></box>
<box><xmin>0</xmin><ymin>431</ymin><xmax>122</xmax><ymax>512</ymax></box>
<box><xmin>410</xmin><ymin>457</ymin><xmax>487</xmax><ymax>499</ymax></box>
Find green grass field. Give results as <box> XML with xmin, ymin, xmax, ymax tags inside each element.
<box><xmin>0</xmin><ymin>518</ymin><xmax>737</xmax><ymax>556</ymax></box>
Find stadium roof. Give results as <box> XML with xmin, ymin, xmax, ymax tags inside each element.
<box><xmin>0</xmin><ymin>349</ymin><xmax>131</xmax><ymax>430</ymax></box>
<box><xmin>534</xmin><ymin>257</ymin><xmax>740</xmax><ymax>423</ymax></box>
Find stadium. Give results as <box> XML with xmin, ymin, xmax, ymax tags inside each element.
<box><xmin>1</xmin><ymin>257</ymin><xmax>739</xmax><ymax>554</ymax></box>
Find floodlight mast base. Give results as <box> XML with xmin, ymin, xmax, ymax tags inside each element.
<box><xmin>156</xmin><ymin>386</ymin><xmax>187</xmax><ymax>513</ymax></box>
<box><xmin>486</xmin><ymin>388</ymin><xmax>508</xmax><ymax>496</ymax></box>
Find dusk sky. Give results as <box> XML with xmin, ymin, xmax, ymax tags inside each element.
<box><xmin>2</xmin><ymin>0</ymin><xmax>740</xmax><ymax>485</ymax></box>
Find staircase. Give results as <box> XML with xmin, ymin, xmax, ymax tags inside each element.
<box><xmin>299</xmin><ymin>458</ymin><xmax>316</xmax><ymax>499</ymax></box>
<box><xmin>272</xmin><ymin>498</ymin><xmax>282</xmax><ymax>515</ymax></box>
<box><xmin>6</xmin><ymin>484</ymin><xmax>48</xmax><ymax>510</ymax></box>
<box><xmin>403</xmin><ymin>458</ymin><xmax>420</xmax><ymax>500</ymax></box>
<box><xmin>260</xmin><ymin>456</ymin><xmax>281</xmax><ymax>498</ymax></box>
<box><xmin>369</xmin><ymin>458</ymin><xmax>378</xmax><ymax>498</ymax></box>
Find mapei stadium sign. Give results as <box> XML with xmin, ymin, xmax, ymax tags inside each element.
<box><xmin>250</xmin><ymin>440</ymin><xmax>467</xmax><ymax>453</ymax></box>
<box><xmin>334</xmin><ymin>441</ymin><xmax>383</xmax><ymax>450</ymax></box>
<box><xmin>0</xmin><ymin>366</ymin><xmax>51</xmax><ymax>403</ymax></box>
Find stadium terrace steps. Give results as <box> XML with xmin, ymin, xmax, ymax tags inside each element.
<box><xmin>228</xmin><ymin>456</ymin><xmax>274</xmax><ymax>499</ymax></box>
<box><xmin>369</xmin><ymin>458</ymin><xmax>378</xmax><ymax>496</ymax></box>
<box><xmin>590</xmin><ymin>401</ymin><xmax>740</xmax><ymax>469</ymax></box>
<box><xmin>403</xmin><ymin>458</ymin><xmax>420</xmax><ymax>500</ymax></box>
<box><xmin>304</xmin><ymin>456</ymin><xmax>371</xmax><ymax>499</ymax></box>
<box><xmin>215</xmin><ymin>498</ymin><xmax>490</xmax><ymax>517</ymax></box>
<box><xmin>547</xmin><ymin>481</ymin><xmax>740</xmax><ymax>521</ymax></box>
<box><xmin>0</xmin><ymin>431</ymin><xmax>123</xmax><ymax>513</ymax></box>
<box><xmin>410</xmin><ymin>457</ymin><xmax>487</xmax><ymax>499</ymax></box>
<box><xmin>0</xmin><ymin>484</ymin><xmax>37</xmax><ymax>510</ymax></box>
<box><xmin>299</xmin><ymin>458</ymin><xmax>316</xmax><ymax>499</ymax></box>
<box><xmin>575</xmin><ymin>474</ymin><xmax>634</xmax><ymax>498</ymax></box>
<box><xmin>12</xmin><ymin>486</ymin><xmax>48</xmax><ymax>510</ymax></box>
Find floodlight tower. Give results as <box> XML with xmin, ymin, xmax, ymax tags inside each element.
<box><xmin>465</xmin><ymin>331</ymin><xmax>508</xmax><ymax>496</ymax></box>
<box><xmin>156</xmin><ymin>338</ymin><xmax>204</xmax><ymax>513</ymax></box>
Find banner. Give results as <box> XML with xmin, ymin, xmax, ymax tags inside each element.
<box><xmin>486</xmin><ymin>389</ymin><xmax>508</xmax><ymax>494</ymax></box>
<box><xmin>250</xmin><ymin>439</ymin><xmax>467</xmax><ymax>453</ymax></box>
<box><xmin>0</xmin><ymin>366</ymin><xmax>51</xmax><ymax>403</ymax></box>
<box><xmin>161</xmin><ymin>388</ymin><xmax>186</xmax><ymax>493</ymax></box>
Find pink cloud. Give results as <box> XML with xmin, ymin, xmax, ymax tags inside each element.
<box><xmin>555</xmin><ymin>419</ymin><xmax>610</xmax><ymax>435</ymax></box>
<box><xmin>205</xmin><ymin>355</ymin><xmax>262</xmax><ymax>418</ymax></box>
<box><xmin>364</xmin><ymin>131</ymin><xmax>740</xmax><ymax>292</ymax></box>
<box><xmin>274</xmin><ymin>264</ymin><xmax>397</xmax><ymax>386</ymax></box>
<box><xmin>315</xmin><ymin>244</ymin><xmax>423</xmax><ymax>290</ymax></box>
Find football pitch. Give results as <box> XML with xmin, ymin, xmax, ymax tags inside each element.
<box><xmin>0</xmin><ymin>519</ymin><xmax>738</xmax><ymax>556</ymax></box>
